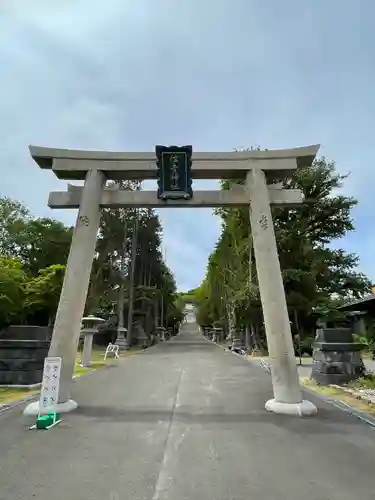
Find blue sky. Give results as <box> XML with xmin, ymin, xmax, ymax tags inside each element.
<box><xmin>1</xmin><ymin>0</ymin><xmax>375</xmax><ymax>291</ymax></box>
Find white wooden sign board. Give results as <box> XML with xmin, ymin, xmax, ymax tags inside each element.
<box><xmin>39</xmin><ymin>357</ymin><xmax>62</xmax><ymax>415</ymax></box>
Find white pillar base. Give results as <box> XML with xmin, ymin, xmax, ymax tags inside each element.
<box><xmin>265</xmin><ymin>398</ymin><xmax>317</xmax><ymax>416</ymax></box>
<box><xmin>23</xmin><ymin>399</ymin><xmax>78</xmax><ymax>416</ymax></box>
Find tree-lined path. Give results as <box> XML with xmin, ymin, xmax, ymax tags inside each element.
<box><xmin>1</xmin><ymin>323</ymin><xmax>375</xmax><ymax>500</ymax></box>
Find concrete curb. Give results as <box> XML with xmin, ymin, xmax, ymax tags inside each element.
<box><xmin>0</xmin><ymin>392</ymin><xmax>40</xmax><ymax>416</ymax></box>
<box><xmin>0</xmin><ymin>332</ymin><xmax>193</xmax><ymax>415</ymax></box>
<box><xmin>209</xmin><ymin>338</ymin><xmax>230</xmax><ymax>351</ymax></box>
<box><xmin>256</xmin><ymin>357</ymin><xmax>375</xmax><ymax>429</ymax></box>
<box><xmin>329</xmin><ymin>384</ymin><xmax>375</xmax><ymax>405</ymax></box>
<box><xmin>0</xmin><ymin>362</ymin><xmax>115</xmax><ymax>416</ymax></box>
<box><xmin>0</xmin><ymin>342</ymin><xmax>169</xmax><ymax>416</ymax></box>
<box><xmin>0</xmin><ymin>339</ymin><xmax>175</xmax><ymax>416</ymax></box>
<box><xmin>211</xmin><ymin>338</ymin><xmax>253</xmax><ymax>359</ymax></box>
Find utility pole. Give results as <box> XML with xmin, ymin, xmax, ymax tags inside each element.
<box><xmin>246</xmin><ymin>232</ymin><xmax>253</xmax><ymax>351</ymax></box>
<box><xmin>115</xmin><ymin>213</ymin><xmax>128</xmax><ymax>349</ymax></box>
<box><xmin>160</xmin><ymin>244</ymin><xmax>167</xmax><ymax>329</ymax></box>
<box><xmin>115</xmin><ymin>272</ymin><xmax>127</xmax><ymax>348</ymax></box>
<box><xmin>125</xmin><ymin>183</ymin><xmax>141</xmax><ymax>349</ymax></box>
<box><xmin>160</xmin><ymin>292</ymin><xmax>164</xmax><ymax>329</ymax></box>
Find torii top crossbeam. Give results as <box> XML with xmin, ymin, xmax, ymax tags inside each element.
<box><xmin>29</xmin><ymin>144</ymin><xmax>320</xmax><ymax>181</ymax></box>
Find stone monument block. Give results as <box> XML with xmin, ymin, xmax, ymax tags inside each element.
<box><xmin>0</xmin><ymin>325</ymin><xmax>51</xmax><ymax>386</ymax></box>
<box><xmin>312</xmin><ymin>328</ymin><xmax>365</xmax><ymax>385</ymax></box>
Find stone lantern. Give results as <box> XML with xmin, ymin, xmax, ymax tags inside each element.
<box><xmin>80</xmin><ymin>315</ymin><xmax>105</xmax><ymax>367</ymax></box>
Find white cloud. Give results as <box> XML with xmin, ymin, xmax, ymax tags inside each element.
<box><xmin>1</xmin><ymin>0</ymin><xmax>375</xmax><ymax>290</ymax></box>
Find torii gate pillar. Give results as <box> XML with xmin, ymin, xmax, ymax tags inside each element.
<box><xmin>247</xmin><ymin>168</ymin><xmax>317</xmax><ymax>416</ymax></box>
<box><xmin>24</xmin><ymin>169</ymin><xmax>105</xmax><ymax>415</ymax></box>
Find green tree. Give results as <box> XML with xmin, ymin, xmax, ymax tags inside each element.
<box><xmin>24</xmin><ymin>264</ymin><xmax>66</xmax><ymax>326</ymax></box>
<box><xmin>88</xmin><ymin>183</ymin><xmax>183</xmax><ymax>343</ymax></box>
<box><xmin>195</xmin><ymin>153</ymin><xmax>371</xmax><ymax>346</ymax></box>
<box><xmin>14</xmin><ymin>218</ymin><xmax>72</xmax><ymax>276</ymax></box>
<box><xmin>0</xmin><ymin>196</ymin><xmax>30</xmax><ymax>257</ymax></box>
<box><xmin>0</xmin><ymin>256</ymin><xmax>27</xmax><ymax>328</ymax></box>
<box><xmin>0</xmin><ymin>196</ymin><xmax>72</xmax><ymax>275</ymax></box>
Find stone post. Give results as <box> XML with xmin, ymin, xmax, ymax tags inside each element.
<box><xmin>81</xmin><ymin>330</ymin><xmax>95</xmax><ymax>367</ymax></box>
<box><xmin>24</xmin><ymin>169</ymin><xmax>105</xmax><ymax>415</ymax></box>
<box><xmin>353</xmin><ymin>315</ymin><xmax>367</xmax><ymax>336</ymax></box>
<box><xmin>115</xmin><ymin>327</ymin><xmax>127</xmax><ymax>349</ymax></box>
<box><xmin>246</xmin><ymin>168</ymin><xmax>317</xmax><ymax>416</ymax></box>
<box><xmin>115</xmin><ymin>283</ymin><xmax>127</xmax><ymax>349</ymax></box>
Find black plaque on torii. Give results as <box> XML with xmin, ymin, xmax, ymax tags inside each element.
<box><xmin>155</xmin><ymin>145</ymin><xmax>193</xmax><ymax>200</ymax></box>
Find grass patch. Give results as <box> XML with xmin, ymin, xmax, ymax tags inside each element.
<box><xmin>74</xmin><ymin>361</ymin><xmax>107</xmax><ymax>377</ymax></box>
<box><xmin>0</xmin><ymin>387</ymin><xmax>39</xmax><ymax>406</ymax></box>
<box><xmin>301</xmin><ymin>377</ymin><xmax>375</xmax><ymax>417</ymax></box>
<box><xmin>74</xmin><ymin>348</ymin><xmax>108</xmax><ymax>376</ymax></box>
<box><xmin>352</xmin><ymin>373</ymin><xmax>375</xmax><ymax>390</ymax></box>
<box><xmin>249</xmin><ymin>351</ymin><xmax>263</xmax><ymax>358</ymax></box>
<box><xmin>74</xmin><ymin>346</ymin><xmax>139</xmax><ymax>377</ymax></box>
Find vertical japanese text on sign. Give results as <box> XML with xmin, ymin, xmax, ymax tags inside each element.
<box><xmin>156</xmin><ymin>145</ymin><xmax>193</xmax><ymax>200</ymax></box>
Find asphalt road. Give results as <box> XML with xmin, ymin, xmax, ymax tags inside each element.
<box><xmin>1</xmin><ymin>323</ymin><xmax>375</xmax><ymax>500</ymax></box>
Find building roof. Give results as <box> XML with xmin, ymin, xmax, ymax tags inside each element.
<box><xmin>338</xmin><ymin>293</ymin><xmax>375</xmax><ymax>313</ymax></box>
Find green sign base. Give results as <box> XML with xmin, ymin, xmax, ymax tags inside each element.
<box><xmin>29</xmin><ymin>412</ymin><xmax>62</xmax><ymax>431</ymax></box>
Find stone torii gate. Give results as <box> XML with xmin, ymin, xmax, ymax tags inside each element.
<box><xmin>24</xmin><ymin>144</ymin><xmax>319</xmax><ymax>417</ymax></box>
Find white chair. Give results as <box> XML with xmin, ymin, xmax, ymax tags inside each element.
<box><xmin>104</xmin><ymin>343</ymin><xmax>120</xmax><ymax>360</ymax></box>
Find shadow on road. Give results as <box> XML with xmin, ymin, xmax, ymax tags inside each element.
<box><xmin>74</xmin><ymin>403</ymin><xmax>364</xmax><ymax>434</ymax></box>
